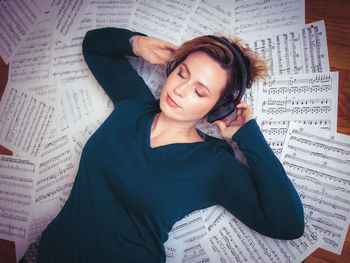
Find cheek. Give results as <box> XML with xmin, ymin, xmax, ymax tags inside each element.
<box><xmin>186</xmin><ymin>97</ymin><xmax>217</xmax><ymax>116</ymax></box>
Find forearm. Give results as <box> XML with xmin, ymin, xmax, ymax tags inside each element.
<box><xmin>233</xmin><ymin>120</ymin><xmax>304</xmax><ymax>238</ymax></box>
<box><xmin>82</xmin><ymin>27</ymin><xmax>145</xmax><ymax>58</ymax></box>
<box><xmin>82</xmin><ymin>27</ymin><xmax>154</xmax><ymax>105</ymax></box>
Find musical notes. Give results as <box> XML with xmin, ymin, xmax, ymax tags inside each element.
<box><xmin>34</xmin><ymin>134</ymin><xmax>76</xmax><ymax>204</ymax></box>
<box><xmin>234</xmin><ymin>0</ymin><xmax>305</xmax><ymax>38</ymax></box>
<box><xmin>8</xmin><ymin>11</ymin><xmax>55</xmax><ymax>85</ymax></box>
<box><xmin>280</xmin><ymin>122</ymin><xmax>350</xmax><ymax>254</ymax></box>
<box><xmin>0</xmin><ymin>0</ymin><xmax>42</xmax><ymax>63</ymax></box>
<box><xmin>0</xmin><ymin>154</ymin><xmax>36</xmax><ymax>242</ymax></box>
<box><xmin>246</xmin><ymin>21</ymin><xmax>329</xmax><ymax>77</ymax></box>
<box><xmin>130</xmin><ymin>0</ymin><xmax>198</xmax><ymax>44</ymax></box>
<box><xmin>257</xmin><ymin>72</ymin><xmax>338</xmax><ymax>157</ymax></box>
<box><xmin>200</xmin><ymin>211</ymin><xmax>322</xmax><ymax>263</ymax></box>
<box><xmin>53</xmin><ymin>0</ymin><xmax>89</xmax><ymax>44</ymax></box>
<box><xmin>164</xmin><ymin>210</ymin><xmax>210</xmax><ymax>262</ymax></box>
<box><xmin>180</xmin><ymin>0</ymin><xmax>235</xmax><ymax>42</ymax></box>
<box><xmin>0</xmin><ymin>86</ymin><xmax>56</xmax><ymax>161</ymax></box>
<box><xmin>52</xmin><ymin>10</ymin><xmax>95</xmax><ymax>84</ymax></box>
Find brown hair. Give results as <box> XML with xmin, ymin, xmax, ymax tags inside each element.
<box><xmin>168</xmin><ymin>35</ymin><xmax>269</xmax><ymax>113</ymax></box>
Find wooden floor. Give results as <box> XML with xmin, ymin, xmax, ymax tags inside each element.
<box><xmin>0</xmin><ymin>0</ymin><xmax>350</xmax><ymax>262</ymax></box>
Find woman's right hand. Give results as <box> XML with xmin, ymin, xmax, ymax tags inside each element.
<box><xmin>130</xmin><ymin>35</ymin><xmax>178</xmax><ymax>67</ymax></box>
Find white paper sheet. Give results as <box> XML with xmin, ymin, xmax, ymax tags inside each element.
<box><xmin>180</xmin><ymin>0</ymin><xmax>235</xmax><ymax>42</ymax></box>
<box><xmin>34</xmin><ymin>134</ymin><xmax>76</xmax><ymax>205</ymax></box>
<box><xmin>246</xmin><ymin>20</ymin><xmax>330</xmax><ymax>77</ymax></box>
<box><xmin>0</xmin><ymin>85</ymin><xmax>56</xmax><ymax>162</ymax></box>
<box><xmin>280</xmin><ymin>122</ymin><xmax>350</xmax><ymax>255</ymax></box>
<box><xmin>0</xmin><ymin>0</ymin><xmax>42</xmax><ymax>63</ymax></box>
<box><xmin>129</xmin><ymin>0</ymin><xmax>198</xmax><ymax>45</ymax></box>
<box><xmin>165</xmin><ymin>210</ymin><xmax>210</xmax><ymax>263</ymax></box>
<box><xmin>8</xmin><ymin>10</ymin><xmax>55</xmax><ymax>85</ymax></box>
<box><xmin>0</xmin><ymin>155</ymin><xmax>35</xmax><ymax>242</ymax></box>
<box><xmin>234</xmin><ymin>0</ymin><xmax>305</xmax><ymax>38</ymax></box>
<box><xmin>53</xmin><ymin>0</ymin><xmax>90</xmax><ymax>44</ymax></box>
<box><xmin>90</xmin><ymin>0</ymin><xmax>136</xmax><ymax>28</ymax></box>
<box><xmin>200</xmin><ymin>210</ymin><xmax>323</xmax><ymax>263</ymax></box>
<box><xmin>56</xmin><ymin>81</ymin><xmax>107</xmax><ymax>133</ymax></box>
<box><xmin>257</xmin><ymin>72</ymin><xmax>338</xmax><ymax>157</ymax></box>
<box><xmin>52</xmin><ymin>9</ymin><xmax>95</xmax><ymax>83</ymax></box>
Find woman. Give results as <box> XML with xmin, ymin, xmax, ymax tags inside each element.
<box><xmin>22</xmin><ymin>27</ymin><xmax>304</xmax><ymax>262</ymax></box>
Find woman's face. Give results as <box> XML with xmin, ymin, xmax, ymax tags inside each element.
<box><xmin>159</xmin><ymin>51</ymin><xmax>229</xmax><ymax>123</ymax></box>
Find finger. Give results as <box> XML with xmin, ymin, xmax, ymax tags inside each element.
<box><xmin>163</xmin><ymin>41</ymin><xmax>178</xmax><ymax>51</ymax></box>
<box><xmin>236</xmin><ymin>101</ymin><xmax>247</xmax><ymax>108</ymax></box>
<box><xmin>213</xmin><ymin>120</ymin><xmax>227</xmax><ymax>132</ymax></box>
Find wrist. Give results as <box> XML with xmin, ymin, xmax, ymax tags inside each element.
<box><xmin>129</xmin><ymin>35</ymin><xmax>141</xmax><ymax>56</ymax></box>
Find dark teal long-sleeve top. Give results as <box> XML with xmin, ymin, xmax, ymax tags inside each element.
<box><xmin>37</xmin><ymin>28</ymin><xmax>304</xmax><ymax>263</ymax></box>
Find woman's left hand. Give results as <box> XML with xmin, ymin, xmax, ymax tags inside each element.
<box><xmin>130</xmin><ymin>35</ymin><xmax>178</xmax><ymax>67</ymax></box>
<box><xmin>213</xmin><ymin>101</ymin><xmax>254</xmax><ymax>139</ymax></box>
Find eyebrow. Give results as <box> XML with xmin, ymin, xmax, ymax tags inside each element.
<box><xmin>181</xmin><ymin>62</ymin><xmax>211</xmax><ymax>94</ymax></box>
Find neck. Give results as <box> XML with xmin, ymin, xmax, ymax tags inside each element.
<box><xmin>151</xmin><ymin>112</ymin><xmax>203</xmax><ymax>142</ymax></box>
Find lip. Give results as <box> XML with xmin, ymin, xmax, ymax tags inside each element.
<box><xmin>166</xmin><ymin>94</ymin><xmax>180</xmax><ymax>108</ymax></box>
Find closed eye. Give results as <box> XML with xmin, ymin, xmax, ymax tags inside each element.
<box><xmin>177</xmin><ymin>71</ymin><xmax>186</xmax><ymax>79</ymax></box>
<box><xmin>195</xmin><ymin>89</ymin><xmax>204</xmax><ymax>98</ymax></box>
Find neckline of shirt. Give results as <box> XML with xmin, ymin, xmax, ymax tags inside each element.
<box><xmin>145</xmin><ymin>111</ymin><xmax>210</xmax><ymax>150</ymax></box>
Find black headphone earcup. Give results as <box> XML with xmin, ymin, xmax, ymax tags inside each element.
<box><xmin>207</xmin><ymin>102</ymin><xmax>237</xmax><ymax>123</ymax></box>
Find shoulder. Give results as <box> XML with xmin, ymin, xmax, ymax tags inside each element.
<box><xmin>113</xmin><ymin>99</ymin><xmax>160</xmax><ymax>118</ymax></box>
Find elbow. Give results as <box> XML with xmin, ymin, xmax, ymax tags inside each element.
<box><xmin>82</xmin><ymin>29</ymin><xmax>97</xmax><ymax>57</ymax></box>
<box><xmin>273</xmin><ymin>211</ymin><xmax>305</xmax><ymax>240</ymax></box>
<box><xmin>282</xmin><ymin>217</ymin><xmax>305</xmax><ymax>240</ymax></box>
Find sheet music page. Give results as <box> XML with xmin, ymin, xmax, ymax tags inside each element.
<box><xmin>52</xmin><ymin>9</ymin><xmax>95</xmax><ymax>84</ymax></box>
<box><xmin>70</xmin><ymin>118</ymin><xmax>103</xmax><ymax>164</ymax></box>
<box><xmin>280</xmin><ymin>122</ymin><xmax>350</xmax><ymax>255</ymax></box>
<box><xmin>0</xmin><ymin>155</ymin><xmax>36</xmax><ymax>243</ymax></box>
<box><xmin>129</xmin><ymin>0</ymin><xmax>199</xmax><ymax>45</ymax></box>
<box><xmin>128</xmin><ymin>56</ymin><xmax>154</xmax><ymax>84</ymax></box>
<box><xmin>57</xmin><ymin>81</ymin><xmax>106</xmax><ymax>133</ymax></box>
<box><xmin>8</xmin><ymin>10</ymin><xmax>55</xmax><ymax>85</ymax></box>
<box><xmin>0</xmin><ymin>0</ymin><xmax>42</xmax><ymax>63</ymax></box>
<box><xmin>0</xmin><ymin>85</ymin><xmax>56</xmax><ymax>162</ymax></box>
<box><xmin>234</xmin><ymin>0</ymin><xmax>305</xmax><ymax>38</ymax></box>
<box><xmin>165</xmin><ymin>210</ymin><xmax>210</xmax><ymax>263</ymax></box>
<box><xmin>90</xmin><ymin>0</ymin><xmax>136</xmax><ymax>28</ymax></box>
<box><xmin>180</xmin><ymin>0</ymin><xmax>235</xmax><ymax>42</ymax></box>
<box><xmin>246</xmin><ymin>20</ymin><xmax>329</xmax><ymax>77</ymax></box>
<box><xmin>14</xmin><ymin>197</ymin><xmax>62</xmax><ymax>260</ymax></box>
<box><xmin>34</xmin><ymin>134</ymin><xmax>76</xmax><ymax>206</ymax></box>
<box><xmin>257</xmin><ymin>72</ymin><xmax>338</xmax><ymax>157</ymax></box>
<box><xmin>52</xmin><ymin>0</ymin><xmax>90</xmax><ymax>44</ymax></box>
<box><xmin>200</xmin><ymin>212</ymin><xmax>323</xmax><ymax>263</ymax></box>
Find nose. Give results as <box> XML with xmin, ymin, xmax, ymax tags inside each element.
<box><xmin>174</xmin><ymin>83</ymin><xmax>191</xmax><ymax>98</ymax></box>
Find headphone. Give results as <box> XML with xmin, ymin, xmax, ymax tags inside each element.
<box><xmin>166</xmin><ymin>35</ymin><xmax>248</xmax><ymax>123</ymax></box>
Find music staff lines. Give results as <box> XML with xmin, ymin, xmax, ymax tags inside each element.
<box><xmin>305</xmin><ymin>214</ymin><xmax>343</xmax><ymax>232</ymax></box>
<box><xmin>290</xmin><ymin>136</ymin><xmax>350</xmax><ymax>156</ymax></box>
<box><xmin>303</xmin><ymin>204</ymin><xmax>347</xmax><ymax>221</ymax></box>
<box><xmin>311</xmin><ymin>224</ymin><xmax>340</xmax><ymax>248</ymax></box>
<box><xmin>288</xmin><ymin>145</ymin><xmax>350</xmax><ymax>164</ymax></box>
<box><xmin>292</xmin><ymin>129</ymin><xmax>350</xmax><ymax>148</ymax></box>
<box><xmin>286</xmin><ymin>167</ymin><xmax>350</xmax><ymax>194</ymax></box>
<box><xmin>292</xmin><ymin>180</ymin><xmax>350</xmax><ymax>206</ymax></box>
<box><xmin>284</xmin><ymin>155</ymin><xmax>350</xmax><ymax>177</ymax></box>
<box><xmin>297</xmin><ymin>188</ymin><xmax>349</xmax><ymax>213</ymax></box>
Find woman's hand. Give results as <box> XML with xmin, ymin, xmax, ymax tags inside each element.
<box><xmin>213</xmin><ymin>101</ymin><xmax>254</xmax><ymax>139</ymax></box>
<box><xmin>130</xmin><ymin>35</ymin><xmax>178</xmax><ymax>67</ymax></box>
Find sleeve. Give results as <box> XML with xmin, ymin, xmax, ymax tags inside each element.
<box><xmin>215</xmin><ymin>119</ymin><xmax>305</xmax><ymax>240</ymax></box>
<box><xmin>82</xmin><ymin>27</ymin><xmax>156</xmax><ymax>106</ymax></box>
